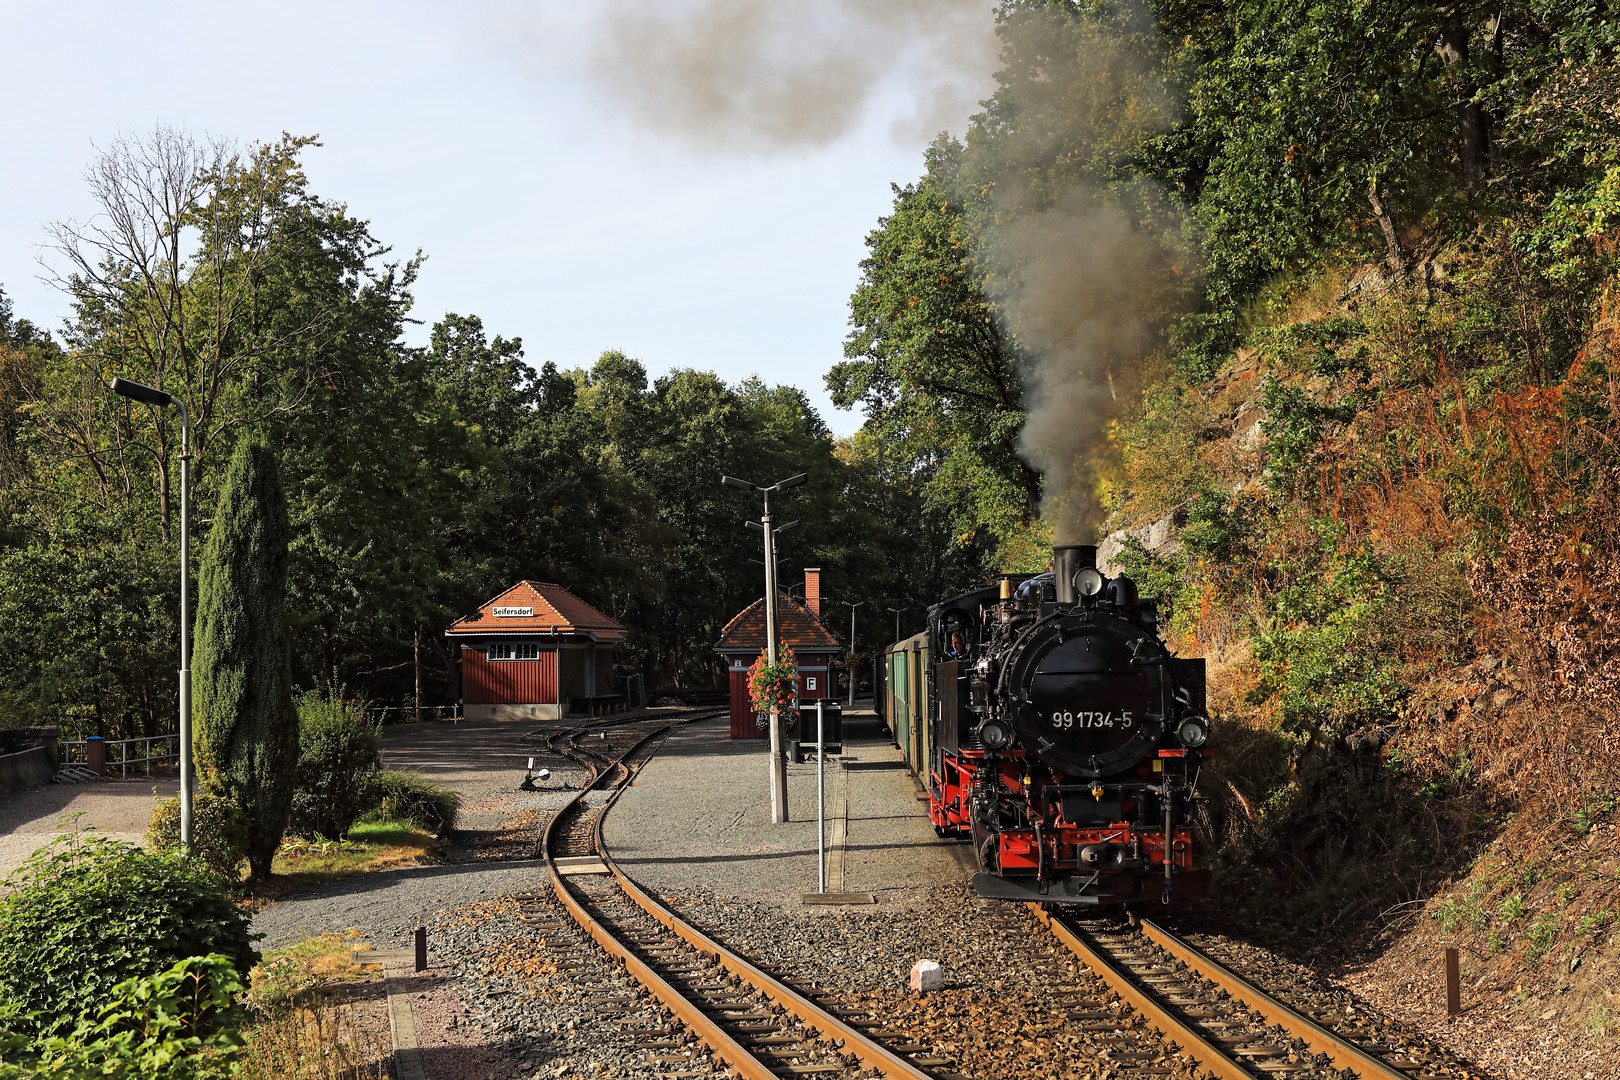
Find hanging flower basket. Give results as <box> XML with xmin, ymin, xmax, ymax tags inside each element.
<box><xmin>748</xmin><ymin>645</ymin><xmax>797</xmax><ymax>727</ymax></box>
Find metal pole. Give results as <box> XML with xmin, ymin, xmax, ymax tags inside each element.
<box><xmin>177</xmin><ymin>400</ymin><xmax>194</xmax><ymax>851</ymax></box>
<box><xmin>763</xmin><ymin>492</ymin><xmax>787</xmax><ymax>824</ymax></box>
<box><xmin>817</xmin><ymin>697</ymin><xmax>826</xmax><ymax>893</ymax></box>
<box><xmin>846</xmin><ymin>603</ymin><xmax>860</xmax><ymax>707</ymax></box>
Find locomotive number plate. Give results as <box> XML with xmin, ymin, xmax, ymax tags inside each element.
<box><xmin>1050</xmin><ymin>710</ymin><xmax>1134</xmax><ymax>729</ymax></box>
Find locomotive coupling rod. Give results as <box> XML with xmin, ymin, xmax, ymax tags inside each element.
<box><xmin>1137</xmin><ymin>920</ymin><xmax>1409</xmax><ymax>1080</ymax></box>
<box><xmin>1029</xmin><ymin>905</ymin><xmax>1251</xmax><ymax>1080</ymax></box>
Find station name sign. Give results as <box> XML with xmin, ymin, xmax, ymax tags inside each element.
<box><xmin>492</xmin><ymin>606</ymin><xmax>534</xmax><ymax>617</ymax></box>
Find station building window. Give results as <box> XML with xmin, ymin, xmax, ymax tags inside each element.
<box><xmin>489</xmin><ymin>643</ymin><xmax>540</xmax><ymax>661</ymax></box>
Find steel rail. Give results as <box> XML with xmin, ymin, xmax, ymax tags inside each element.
<box><xmin>1137</xmin><ymin>918</ymin><xmax>1408</xmax><ymax>1080</ymax></box>
<box><xmin>541</xmin><ymin>719</ymin><xmax>934</xmax><ymax>1079</ymax></box>
<box><xmin>589</xmin><ymin>737</ymin><xmax>936</xmax><ymax>1080</ymax></box>
<box><xmin>540</xmin><ymin>728</ymin><xmax>785</xmax><ymax>1080</ymax></box>
<box><xmin>1028</xmin><ymin>904</ymin><xmax>1253</xmax><ymax>1080</ymax></box>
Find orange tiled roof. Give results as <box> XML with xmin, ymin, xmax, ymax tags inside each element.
<box><xmin>714</xmin><ymin>592</ymin><xmax>839</xmax><ymax>654</ymax></box>
<box><xmin>446</xmin><ymin>581</ymin><xmax>627</xmax><ymax>641</ymax></box>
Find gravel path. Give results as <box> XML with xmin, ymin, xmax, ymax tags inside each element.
<box><xmin>0</xmin><ymin>772</ymin><xmax>178</xmax><ymax>880</ymax></box>
<box><xmin>604</xmin><ymin>711</ymin><xmax>973</xmax><ymax>905</ymax></box>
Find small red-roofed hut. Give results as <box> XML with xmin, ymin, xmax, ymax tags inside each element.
<box><xmin>714</xmin><ymin>569</ymin><xmax>840</xmax><ymax>740</ymax></box>
<box><xmin>447</xmin><ymin>581</ymin><xmax>627</xmax><ymax>720</ymax></box>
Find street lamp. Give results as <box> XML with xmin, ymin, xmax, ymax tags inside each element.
<box><xmin>886</xmin><ymin>606</ymin><xmax>909</xmax><ymax>641</ymax></box>
<box><xmin>840</xmin><ymin>601</ymin><xmax>863</xmax><ymax>707</ymax></box>
<box><xmin>109</xmin><ymin>377</ymin><xmax>194</xmax><ymax>850</ymax></box>
<box><xmin>723</xmin><ymin>472</ymin><xmax>806</xmax><ymax>825</ymax></box>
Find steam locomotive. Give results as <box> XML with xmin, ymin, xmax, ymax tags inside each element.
<box><xmin>879</xmin><ymin>544</ymin><xmax>1211</xmax><ymax>905</ymax></box>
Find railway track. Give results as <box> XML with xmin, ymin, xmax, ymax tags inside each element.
<box><xmin>496</xmin><ymin>714</ymin><xmax>1478</xmax><ymax>1080</ymax></box>
<box><xmin>534</xmin><ymin>724</ymin><xmax>938</xmax><ymax>1079</ymax></box>
<box><xmin>1033</xmin><ymin>906</ymin><xmax>1476</xmax><ymax>1080</ymax></box>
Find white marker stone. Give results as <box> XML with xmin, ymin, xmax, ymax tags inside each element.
<box><xmin>910</xmin><ymin>959</ymin><xmax>943</xmax><ymax>992</ymax></box>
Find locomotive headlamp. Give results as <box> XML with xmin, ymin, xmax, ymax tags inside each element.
<box><xmin>1176</xmin><ymin>716</ymin><xmax>1210</xmax><ymax>748</ymax></box>
<box><xmin>1074</xmin><ymin>566</ymin><xmax>1106</xmax><ymax>598</ymax></box>
<box><xmin>977</xmin><ymin>718</ymin><xmax>1012</xmax><ymax>750</ymax></box>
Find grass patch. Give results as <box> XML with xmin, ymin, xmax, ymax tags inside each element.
<box><xmin>241</xmin><ymin>817</ymin><xmax>439</xmax><ymax>907</ymax></box>
<box><xmin>344</xmin><ymin>818</ymin><xmax>432</xmax><ymax>847</ymax></box>
<box><xmin>241</xmin><ymin>931</ymin><xmax>390</xmax><ymax>1078</ymax></box>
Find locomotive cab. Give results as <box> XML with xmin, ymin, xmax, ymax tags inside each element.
<box><xmin>919</xmin><ymin>544</ymin><xmax>1211</xmax><ymax>906</ymax></box>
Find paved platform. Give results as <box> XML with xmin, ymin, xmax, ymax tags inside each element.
<box><xmin>604</xmin><ymin>710</ymin><xmax>974</xmax><ymax>909</ymax></box>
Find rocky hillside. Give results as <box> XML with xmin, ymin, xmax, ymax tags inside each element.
<box><xmin>1099</xmin><ymin>236</ymin><xmax>1620</xmax><ymax>1073</ymax></box>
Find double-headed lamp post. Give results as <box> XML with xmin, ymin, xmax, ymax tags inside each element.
<box><xmin>722</xmin><ymin>471</ymin><xmax>807</xmax><ymax>825</ymax></box>
<box><xmin>109</xmin><ymin>377</ymin><xmax>194</xmax><ymax>850</ymax></box>
<box><xmin>840</xmin><ymin>601</ymin><xmax>863</xmax><ymax>707</ymax></box>
<box><xmin>887</xmin><ymin>606</ymin><xmax>908</xmax><ymax>642</ymax></box>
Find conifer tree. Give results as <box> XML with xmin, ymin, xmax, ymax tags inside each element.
<box><xmin>193</xmin><ymin>436</ymin><xmax>297</xmax><ymax>880</ymax></box>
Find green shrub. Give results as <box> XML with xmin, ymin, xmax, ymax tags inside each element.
<box><xmin>0</xmin><ymin>830</ymin><xmax>259</xmax><ymax>1039</ymax></box>
<box><xmin>364</xmin><ymin>771</ymin><xmax>458</xmax><ymax>835</ymax></box>
<box><xmin>288</xmin><ymin>691</ymin><xmax>381</xmax><ymax>841</ymax></box>
<box><xmin>146</xmin><ymin>792</ymin><xmax>250</xmax><ymax>882</ymax></box>
<box><xmin>2</xmin><ymin>953</ymin><xmax>246</xmax><ymax>1079</ymax></box>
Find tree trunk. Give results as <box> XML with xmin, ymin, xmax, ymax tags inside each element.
<box><xmin>413</xmin><ymin>625</ymin><xmax>422</xmax><ymax>721</ymax></box>
<box><xmin>1368</xmin><ymin>180</ymin><xmax>1407</xmax><ymax>274</ymax></box>
<box><xmin>1435</xmin><ymin>12</ymin><xmax>1488</xmax><ymax>195</ymax></box>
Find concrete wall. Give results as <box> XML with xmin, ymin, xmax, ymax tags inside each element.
<box><xmin>0</xmin><ymin>746</ymin><xmax>55</xmax><ymax>794</ymax></box>
<box><xmin>462</xmin><ymin>702</ymin><xmax>561</xmax><ymax>721</ymax></box>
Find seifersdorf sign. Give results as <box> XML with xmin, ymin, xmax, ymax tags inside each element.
<box><xmin>492</xmin><ymin>606</ymin><xmax>534</xmax><ymax>617</ymax></box>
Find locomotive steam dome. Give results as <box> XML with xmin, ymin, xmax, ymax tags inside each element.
<box><xmin>999</xmin><ymin>611</ymin><xmax>1172</xmax><ymax>778</ymax></box>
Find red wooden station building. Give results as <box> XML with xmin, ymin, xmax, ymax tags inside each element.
<box><xmin>714</xmin><ymin>568</ymin><xmax>841</xmax><ymax>741</ymax></box>
<box><xmin>447</xmin><ymin>581</ymin><xmax>626</xmax><ymax>720</ymax></box>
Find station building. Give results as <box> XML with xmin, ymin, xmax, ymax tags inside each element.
<box><xmin>447</xmin><ymin>581</ymin><xmax>627</xmax><ymax>720</ymax></box>
<box><xmin>713</xmin><ymin>568</ymin><xmax>841</xmax><ymax>741</ymax></box>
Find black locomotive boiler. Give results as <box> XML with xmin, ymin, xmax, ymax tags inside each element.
<box><xmin>879</xmin><ymin>544</ymin><xmax>1211</xmax><ymax>905</ymax></box>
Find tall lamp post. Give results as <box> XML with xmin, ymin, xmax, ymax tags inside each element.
<box><xmin>722</xmin><ymin>472</ymin><xmax>807</xmax><ymax>825</ymax></box>
<box><xmin>840</xmin><ymin>601</ymin><xmax>863</xmax><ymax>707</ymax></box>
<box><xmin>886</xmin><ymin>606</ymin><xmax>908</xmax><ymax>642</ymax></box>
<box><xmin>110</xmin><ymin>377</ymin><xmax>193</xmax><ymax>850</ymax></box>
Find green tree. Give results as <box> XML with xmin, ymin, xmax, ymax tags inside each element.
<box><xmin>831</xmin><ymin>165</ymin><xmax>1039</xmax><ymax>564</ymax></box>
<box><xmin>193</xmin><ymin>436</ymin><xmax>296</xmax><ymax>880</ymax></box>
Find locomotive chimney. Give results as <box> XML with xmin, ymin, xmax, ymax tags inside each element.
<box><xmin>1052</xmin><ymin>545</ymin><xmax>1097</xmax><ymax>605</ymax></box>
<box><xmin>804</xmin><ymin>567</ymin><xmax>822</xmax><ymax>618</ymax></box>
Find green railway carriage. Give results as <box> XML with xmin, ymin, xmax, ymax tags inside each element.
<box><xmin>880</xmin><ymin>632</ymin><xmax>929</xmax><ymax>778</ymax></box>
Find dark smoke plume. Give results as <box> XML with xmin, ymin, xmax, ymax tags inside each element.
<box><xmin>983</xmin><ymin>5</ymin><xmax>1194</xmax><ymax>543</ymax></box>
<box><xmin>480</xmin><ymin>0</ymin><xmax>997</xmax><ymax>151</ymax></box>
<box><xmin>998</xmin><ymin>189</ymin><xmax>1187</xmax><ymax>541</ymax></box>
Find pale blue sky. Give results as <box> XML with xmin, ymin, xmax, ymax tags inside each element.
<box><xmin>1</xmin><ymin>1</ymin><xmax>997</xmax><ymax>436</ymax></box>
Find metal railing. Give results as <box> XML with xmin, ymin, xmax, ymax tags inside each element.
<box><xmin>59</xmin><ymin>734</ymin><xmax>179</xmax><ymax>780</ymax></box>
<box><xmin>363</xmin><ymin>705</ymin><xmax>460</xmax><ymax>725</ymax></box>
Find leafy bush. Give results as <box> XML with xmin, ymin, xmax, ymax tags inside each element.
<box><xmin>1</xmin><ymin>953</ymin><xmax>246</xmax><ymax>1080</ymax></box>
<box><xmin>146</xmin><ymin>792</ymin><xmax>250</xmax><ymax>882</ymax></box>
<box><xmin>288</xmin><ymin>691</ymin><xmax>381</xmax><ymax>841</ymax></box>
<box><xmin>0</xmin><ymin>830</ymin><xmax>259</xmax><ymax>1039</ymax></box>
<box><xmin>364</xmin><ymin>771</ymin><xmax>458</xmax><ymax>835</ymax></box>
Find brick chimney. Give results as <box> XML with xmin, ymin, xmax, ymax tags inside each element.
<box><xmin>804</xmin><ymin>568</ymin><xmax>822</xmax><ymax>619</ymax></box>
